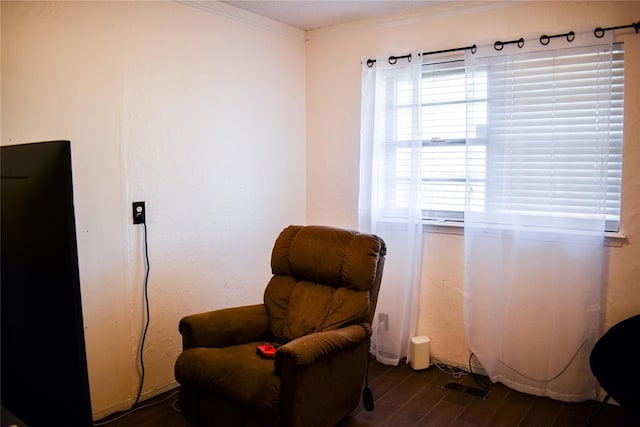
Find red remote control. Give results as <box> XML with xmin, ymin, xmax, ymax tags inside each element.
<box><xmin>257</xmin><ymin>343</ymin><xmax>277</xmax><ymax>359</ymax></box>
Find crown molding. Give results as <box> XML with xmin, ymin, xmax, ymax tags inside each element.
<box><xmin>175</xmin><ymin>0</ymin><xmax>306</xmax><ymax>40</ymax></box>
<box><xmin>307</xmin><ymin>1</ymin><xmax>521</xmax><ymax>38</ymax></box>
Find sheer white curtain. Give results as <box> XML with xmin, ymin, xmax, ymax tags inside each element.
<box><xmin>359</xmin><ymin>52</ymin><xmax>423</xmax><ymax>365</ymax></box>
<box><xmin>463</xmin><ymin>34</ymin><xmax>618</xmax><ymax>401</ymax></box>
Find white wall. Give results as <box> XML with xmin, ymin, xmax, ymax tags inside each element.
<box><xmin>1</xmin><ymin>1</ymin><xmax>306</xmax><ymax>419</ymax></box>
<box><xmin>306</xmin><ymin>1</ymin><xmax>640</xmax><ymax>369</ymax></box>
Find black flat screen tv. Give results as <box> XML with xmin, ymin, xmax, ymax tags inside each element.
<box><xmin>1</xmin><ymin>140</ymin><xmax>93</xmax><ymax>426</ymax></box>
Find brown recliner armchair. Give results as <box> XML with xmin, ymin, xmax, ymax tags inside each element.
<box><xmin>174</xmin><ymin>225</ymin><xmax>386</xmax><ymax>427</ymax></box>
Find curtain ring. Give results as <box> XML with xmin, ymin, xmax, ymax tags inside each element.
<box><xmin>366</xmin><ymin>59</ymin><xmax>375</xmax><ymax>68</ymax></box>
<box><xmin>567</xmin><ymin>31</ymin><xmax>576</xmax><ymax>42</ymax></box>
<box><xmin>388</xmin><ymin>56</ymin><xmax>397</xmax><ymax>65</ymax></box>
<box><xmin>594</xmin><ymin>27</ymin><xmax>605</xmax><ymax>38</ymax></box>
<box><xmin>408</xmin><ymin>53</ymin><xmax>412</xmax><ymax>63</ymax></box>
<box><xmin>517</xmin><ymin>38</ymin><xmax>525</xmax><ymax>48</ymax></box>
<box><xmin>494</xmin><ymin>41</ymin><xmax>504</xmax><ymax>51</ymax></box>
<box><xmin>540</xmin><ymin>35</ymin><xmax>550</xmax><ymax>45</ymax></box>
<box><xmin>470</xmin><ymin>44</ymin><xmax>477</xmax><ymax>54</ymax></box>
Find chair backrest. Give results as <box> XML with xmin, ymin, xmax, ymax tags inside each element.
<box><xmin>264</xmin><ymin>225</ymin><xmax>386</xmax><ymax>343</ymax></box>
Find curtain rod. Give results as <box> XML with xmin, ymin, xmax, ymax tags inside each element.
<box><xmin>365</xmin><ymin>21</ymin><xmax>639</xmax><ymax>67</ymax></box>
<box><xmin>493</xmin><ymin>37</ymin><xmax>524</xmax><ymax>51</ymax></box>
<box><xmin>365</xmin><ymin>44</ymin><xmax>476</xmax><ymax>68</ymax></box>
<box><xmin>594</xmin><ymin>21</ymin><xmax>639</xmax><ymax>38</ymax></box>
<box><xmin>496</xmin><ymin>31</ymin><xmax>578</xmax><ymax>50</ymax></box>
<box><xmin>540</xmin><ymin>31</ymin><xmax>575</xmax><ymax>46</ymax></box>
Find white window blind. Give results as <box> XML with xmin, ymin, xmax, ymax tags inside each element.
<box><xmin>386</xmin><ymin>58</ymin><xmax>487</xmax><ymax>222</ymax></box>
<box><xmin>380</xmin><ymin>41</ymin><xmax>624</xmax><ymax>232</ymax></box>
<box><xmin>422</xmin><ymin>61</ymin><xmax>486</xmax><ymax>220</ymax></box>
<box><xmin>466</xmin><ymin>42</ymin><xmax>624</xmax><ymax>232</ymax></box>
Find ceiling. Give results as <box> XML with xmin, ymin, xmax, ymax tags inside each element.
<box><xmin>219</xmin><ymin>0</ymin><xmax>449</xmax><ymax>31</ymax></box>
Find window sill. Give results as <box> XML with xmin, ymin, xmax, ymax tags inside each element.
<box><xmin>421</xmin><ymin>220</ymin><xmax>627</xmax><ymax>245</ymax></box>
<box><xmin>422</xmin><ymin>219</ymin><xmax>464</xmax><ymax>236</ymax></box>
<box><xmin>604</xmin><ymin>231</ymin><xmax>627</xmax><ymax>247</ymax></box>
<box><xmin>604</xmin><ymin>231</ymin><xmax>626</xmax><ymax>239</ymax></box>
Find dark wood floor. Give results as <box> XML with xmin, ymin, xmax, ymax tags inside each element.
<box><xmin>94</xmin><ymin>359</ymin><xmax>636</xmax><ymax>427</ymax></box>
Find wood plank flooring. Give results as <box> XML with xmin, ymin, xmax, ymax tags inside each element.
<box><xmin>339</xmin><ymin>360</ymin><xmax>636</xmax><ymax>427</ymax></box>
<box><xmin>94</xmin><ymin>359</ymin><xmax>636</xmax><ymax>426</ymax></box>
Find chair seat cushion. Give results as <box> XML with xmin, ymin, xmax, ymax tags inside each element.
<box><xmin>175</xmin><ymin>342</ymin><xmax>281</xmax><ymax>420</ymax></box>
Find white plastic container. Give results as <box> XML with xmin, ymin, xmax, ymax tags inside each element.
<box><xmin>409</xmin><ymin>336</ymin><xmax>430</xmax><ymax>370</ymax></box>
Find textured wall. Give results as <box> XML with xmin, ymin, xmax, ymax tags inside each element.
<box><xmin>1</xmin><ymin>1</ymin><xmax>306</xmax><ymax>418</ymax></box>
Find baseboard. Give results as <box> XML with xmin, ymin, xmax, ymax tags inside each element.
<box><xmin>92</xmin><ymin>381</ymin><xmax>179</xmax><ymax>421</ymax></box>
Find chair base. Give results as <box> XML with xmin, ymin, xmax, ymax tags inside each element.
<box><xmin>179</xmin><ymin>387</ymin><xmax>279</xmax><ymax>427</ymax></box>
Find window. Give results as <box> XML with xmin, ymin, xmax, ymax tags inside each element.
<box><xmin>421</xmin><ymin>61</ymin><xmax>486</xmax><ymax>221</ymax></box>
<box><xmin>381</xmin><ymin>43</ymin><xmax>624</xmax><ymax>232</ymax></box>
<box><xmin>385</xmin><ymin>57</ymin><xmax>487</xmax><ymax>222</ymax></box>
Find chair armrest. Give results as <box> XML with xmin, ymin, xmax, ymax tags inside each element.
<box><xmin>274</xmin><ymin>324</ymin><xmax>368</xmax><ymax>370</ymax></box>
<box><xmin>179</xmin><ymin>304</ymin><xmax>269</xmax><ymax>350</ymax></box>
<box><xmin>274</xmin><ymin>324</ymin><xmax>370</xmax><ymax>427</ymax></box>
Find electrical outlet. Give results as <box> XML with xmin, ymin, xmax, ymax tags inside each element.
<box><xmin>132</xmin><ymin>201</ymin><xmax>145</xmax><ymax>224</ymax></box>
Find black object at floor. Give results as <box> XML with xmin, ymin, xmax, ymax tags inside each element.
<box><xmin>589</xmin><ymin>314</ymin><xmax>640</xmax><ymax>425</ymax></box>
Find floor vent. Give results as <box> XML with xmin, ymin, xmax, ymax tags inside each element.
<box><xmin>442</xmin><ymin>381</ymin><xmax>490</xmax><ymax>399</ymax></box>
